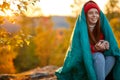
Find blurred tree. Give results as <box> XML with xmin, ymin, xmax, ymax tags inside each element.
<box><xmin>105</xmin><ymin>0</ymin><xmax>120</xmax><ymax>47</ymax></box>
<box><xmin>110</xmin><ymin>18</ymin><xmax>120</xmax><ymax>47</ymax></box>
<box><xmin>15</xmin><ymin>15</ymin><xmax>36</xmax><ymax>35</ymax></box>
<box><xmin>66</xmin><ymin>17</ymin><xmax>77</xmax><ymax>30</ymax></box>
<box><xmin>34</xmin><ymin>26</ymin><xmax>55</xmax><ymax>66</ymax></box>
<box><xmin>33</xmin><ymin>16</ymin><xmax>54</xmax><ymax>67</ymax></box>
<box><xmin>0</xmin><ymin>0</ymin><xmax>42</xmax><ymax>25</ymax></box>
<box><xmin>105</xmin><ymin>0</ymin><xmax>120</xmax><ymax>21</ymax></box>
<box><xmin>0</xmin><ymin>0</ymin><xmax>42</xmax><ymax>73</ymax></box>
<box><xmin>0</xmin><ymin>0</ymin><xmax>40</xmax><ymax>16</ymax></box>
<box><xmin>0</xmin><ymin>27</ymin><xmax>30</xmax><ymax>74</ymax></box>
<box><xmin>70</xmin><ymin>0</ymin><xmax>85</xmax><ymax>16</ymax></box>
<box><xmin>13</xmin><ymin>16</ymin><xmax>41</xmax><ymax>72</ymax></box>
<box><xmin>49</xmin><ymin>29</ymin><xmax>70</xmax><ymax>66</ymax></box>
<box><xmin>0</xmin><ymin>46</ymin><xmax>16</xmax><ymax>74</ymax></box>
<box><xmin>50</xmin><ymin>17</ymin><xmax>77</xmax><ymax>66</ymax></box>
<box><xmin>14</xmin><ymin>40</ymin><xmax>40</xmax><ymax>72</ymax></box>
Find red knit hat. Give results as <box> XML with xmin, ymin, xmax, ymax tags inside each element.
<box><xmin>84</xmin><ymin>1</ymin><xmax>100</xmax><ymax>13</ymax></box>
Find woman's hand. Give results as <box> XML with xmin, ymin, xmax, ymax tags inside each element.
<box><xmin>94</xmin><ymin>40</ymin><xmax>109</xmax><ymax>51</ymax></box>
<box><xmin>103</xmin><ymin>40</ymin><xmax>109</xmax><ymax>50</ymax></box>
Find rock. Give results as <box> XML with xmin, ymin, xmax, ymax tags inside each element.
<box><xmin>0</xmin><ymin>74</ymin><xmax>16</xmax><ymax>80</ymax></box>
<box><xmin>0</xmin><ymin>65</ymin><xmax>58</xmax><ymax>80</ymax></box>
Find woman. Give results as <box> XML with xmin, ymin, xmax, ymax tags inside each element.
<box><xmin>55</xmin><ymin>1</ymin><xmax>120</xmax><ymax>80</ymax></box>
<box><xmin>84</xmin><ymin>1</ymin><xmax>115</xmax><ymax>80</ymax></box>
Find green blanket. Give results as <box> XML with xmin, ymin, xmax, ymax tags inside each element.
<box><xmin>55</xmin><ymin>8</ymin><xmax>120</xmax><ymax>80</ymax></box>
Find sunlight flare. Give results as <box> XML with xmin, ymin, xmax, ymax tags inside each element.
<box><xmin>4</xmin><ymin>9</ymin><xmax>13</xmax><ymax>16</ymax></box>
<box><xmin>39</xmin><ymin>0</ymin><xmax>108</xmax><ymax>16</ymax></box>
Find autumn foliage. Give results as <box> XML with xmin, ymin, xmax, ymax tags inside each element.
<box><xmin>110</xmin><ymin>18</ymin><xmax>120</xmax><ymax>47</ymax></box>
<box><xmin>0</xmin><ymin>0</ymin><xmax>120</xmax><ymax>74</ymax></box>
<box><xmin>0</xmin><ymin>27</ymin><xmax>30</xmax><ymax>73</ymax></box>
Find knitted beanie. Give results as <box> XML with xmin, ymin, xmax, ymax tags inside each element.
<box><xmin>84</xmin><ymin>1</ymin><xmax>100</xmax><ymax>13</ymax></box>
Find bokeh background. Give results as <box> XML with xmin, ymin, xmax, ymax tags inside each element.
<box><xmin>0</xmin><ymin>0</ymin><xmax>120</xmax><ymax>74</ymax></box>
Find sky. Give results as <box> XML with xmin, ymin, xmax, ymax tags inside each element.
<box><xmin>0</xmin><ymin>0</ymin><xmax>109</xmax><ymax>17</ymax></box>
<box><xmin>38</xmin><ymin>0</ymin><xmax>109</xmax><ymax>17</ymax></box>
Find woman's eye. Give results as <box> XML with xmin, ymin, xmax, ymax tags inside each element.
<box><xmin>95</xmin><ymin>11</ymin><xmax>99</xmax><ymax>14</ymax></box>
<box><xmin>88</xmin><ymin>12</ymin><xmax>93</xmax><ymax>14</ymax></box>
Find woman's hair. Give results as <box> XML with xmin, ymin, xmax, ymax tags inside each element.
<box><xmin>86</xmin><ymin>16</ymin><xmax>101</xmax><ymax>44</ymax></box>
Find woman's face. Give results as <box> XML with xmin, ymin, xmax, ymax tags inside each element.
<box><xmin>87</xmin><ymin>8</ymin><xmax>99</xmax><ymax>25</ymax></box>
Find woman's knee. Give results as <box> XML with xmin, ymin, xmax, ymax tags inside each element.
<box><xmin>93</xmin><ymin>52</ymin><xmax>105</xmax><ymax>62</ymax></box>
<box><xmin>106</xmin><ymin>56</ymin><xmax>115</xmax><ymax>64</ymax></box>
<box><xmin>106</xmin><ymin>56</ymin><xmax>115</xmax><ymax>61</ymax></box>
